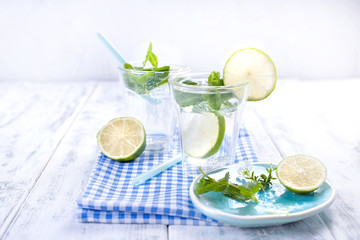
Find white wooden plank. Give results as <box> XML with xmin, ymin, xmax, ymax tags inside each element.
<box><xmin>0</xmin><ymin>82</ymin><xmax>24</xmax><ymax>103</ymax></box>
<box><xmin>250</xmin><ymin>78</ymin><xmax>360</xmax><ymax>239</ymax></box>
<box><xmin>169</xmin><ymin>217</ymin><xmax>335</xmax><ymax>240</ymax></box>
<box><xmin>242</xmin><ymin>104</ymin><xmax>283</xmax><ymax>163</ymax></box>
<box><xmin>2</xmin><ymin>82</ymin><xmax>168</xmax><ymax>240</ymax></box>
<box><xmin>0</xmin><ymin>81</ymin><xmax>96</xmax><ymax>238</ymax></box>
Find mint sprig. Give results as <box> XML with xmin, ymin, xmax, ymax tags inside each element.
<box><xmin>143</xmin><ymin>42</ymin><xmax>158</xmax><ymax>68</ymax></box>
<box><xmin>121</xmin><ymin>43</ymin><xmax>170</xmax><ymax>95</ymax></box>
<box><xmin>242</xmin><ymin>164</ymin><xmax>277</xmax><ymax>191</ymax></box>
<box><xmin>208</xmin><ymin>71</ymin><xmax>224</xmax><ymax>86</ymax></box>
<box><xmin>195</xmin><ymin>168</ymin><xmax>262</xmax><ymax>202</ymax></box>
<box><xmin>204</xmin><ymin>71</ymin><xmax>226</xmax><ymax>110</ymax></box>
<box><xmin>196</xmin><ymin>165</ymin><xmax>276</xmax><ymax>202</ymax></box>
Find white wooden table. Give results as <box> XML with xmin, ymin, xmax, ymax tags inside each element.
<box><xmin>0</xmin><ymin>79</ymin><xmax>359</xmax><ymax>240</ymax></box>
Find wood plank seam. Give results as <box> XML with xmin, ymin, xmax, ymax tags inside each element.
<box><xmin>250</xmin><ymin>106</ymin><xmax>287</xmax><ymax>158</ymax></box>
<box><xmin>317</xmin><ymin>213</ymin><xmax>337</xmax><ymax>240</ymax></box>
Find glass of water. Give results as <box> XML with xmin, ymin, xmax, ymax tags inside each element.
<box><xmin>169</xmin><ymin>73</ymin><xmax>248</xmax><ymax>176</ymax></box>
<box><xmin>119</xmin><ymin>62</ymin><xmax>190</xmax><ymax>152</ymax></box>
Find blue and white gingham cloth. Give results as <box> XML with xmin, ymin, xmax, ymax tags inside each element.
<box><xmin>77</xmin><ymin>127</ymin><xmax>258</xmax><ymax>225</ymax></box>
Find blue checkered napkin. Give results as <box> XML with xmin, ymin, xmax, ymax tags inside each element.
<box><xmin>77</xmin><ymin>127</ymin><xmax>258</xmax><ymax>225</ymax></box>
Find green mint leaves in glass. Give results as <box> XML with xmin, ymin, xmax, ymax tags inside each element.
<box><xmin>208</xmin><ymin>71</ymin><xmax>224</xmax><ymax>86</ymax></box>
<box><xmin>173</xmin><ymin>71</ymin><xmax>233</xmax><ymax>111</ymax></box>
<box><xmin>121</xmin><ymin>43</ymin><xmax>171</xmax><ymax>96</ymax></box>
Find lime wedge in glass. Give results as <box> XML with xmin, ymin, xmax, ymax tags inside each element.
<box><xmin>276</xmin><ymin>154</ymin><xmax>327</xmax><ymax>194</ymax></box>
<box><xmin>97</xmin><ymin>117</ymin><xmax>146</xmax><ymax>161</ymax></box>
<box><xmin>182</xmin><ymin>112</ymin><xmax>225</xmax><ymax>158</ymax></box>
<box><xmin>223</xmin><ymin>48</ymin><xmax>277</xmax><ymax>101</ymax></box>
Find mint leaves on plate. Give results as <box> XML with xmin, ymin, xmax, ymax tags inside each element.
<box><xmin>195</xmin><ymin>165</ymin><xmax>276</xmax><ymax>202</ymax></box>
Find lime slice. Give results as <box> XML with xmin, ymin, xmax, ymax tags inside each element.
<box><xmin>223</xmin><ymin>48</ymin><xmax>277</xmax><ymax>101</ymax></box>
<box><xmin>182</xmin><ymin>112</ymin><xmax>225</xmax><ymax>158</ymax></box>
<box><xmin>276</xmin><ymin>154</ymin><xmax>327</xmax><ymax>194</ymax></box>
<box><xmin>97</xmin><ymin>117</ymin><xmax>146</xmax><ymax>161</ymax></box>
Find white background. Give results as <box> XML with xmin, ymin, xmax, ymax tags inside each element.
<box><xmin>0</xmin><ymin>0</ymin><xmax>359</xmax><ymax>81</ymax></box>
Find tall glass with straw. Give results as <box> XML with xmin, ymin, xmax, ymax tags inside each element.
<box><xmin>97</xmin><ymin>32</ymin><xmax>190</xmax><ymax>152</ymax></box>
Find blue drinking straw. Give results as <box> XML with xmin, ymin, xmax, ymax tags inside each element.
<box><xmin>96</xmin><ymin>32</ymin><xmax>126</xmax><ymax>67</ymax></box>
<box><xmin>132</xmin><ymin>154</ymin><xmax>182</xmax><ymax>186</ymax></box>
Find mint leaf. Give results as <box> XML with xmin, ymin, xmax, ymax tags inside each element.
<box><xmin>142</xmin><ymin>42</ymin><xmax>152</xmax><ymax>68</ymax></box>
<box><xmin>195</xmin><ymin>168</ymin><xmax>229</xmax><ymax>194</ymax></box>
<box><xmin>208</xmin><ymin>71</ymin><xmax>224</xmax><ymax>86</ymax></box>
<box><xmin>143</xmin><ymin>42</ymin><xmax>158</xmax><ymax>68</ymax></box>
<box><xmin>122</xmin><ymin>72</ymin><xmax>147</xmax><ymax>94</ymax></box>
<box><xmin>142</xmin><ymin>67</ymin><xmax>156</xmax><ymax>71</ymax></box>
<box><xmin>200</xmin><ymin>72</ymin><xmax>228</xmax><ymax>110</ymax></box>
<box><xmin>173</xmin><ymin>90</ymin><xmax>205</xmax><ymax>108</ymax></box>
<box><xmin>183</xmin><ymin>80</ymin><xmax>198</xmax><ymax>85</ymax></box>
<box><xmin>222</xmin><ymin>182</ymin><xmax>261</xmax><ymax>202</ymax></box>
<box><xmin>124</xmin><ymin>63</ymin><xmax>134</xmax><ymax>70</ymax></box>
<box><xmin>149</xmin><ymin>52</ymin><xmax>158</xmax><ymax>68</ymax></box>
<box><xmin>155</xmin><ymin>66</ymin><xmax>170</xmax><ymax>71</ymax></box>
<box><xmin>145</xmin><ymin>71</ymin><xmax>169</xmax><ymax>91</ymax></box>
<box><xmin>213</xmin><ymin>172</ymin><xmax>230</xmax><ymax>192</ymax></box>
<box><xmin>202</xmin><ymin>93</ymin><xmax>222</xmax><ymax>111</ymax></box>
<box><xmin>202</xmin><ymin>92</ymin><xmax>234</xmax><ymax>111</ymax></box>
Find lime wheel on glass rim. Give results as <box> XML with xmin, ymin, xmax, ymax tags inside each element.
<box><xmin>223</xmin><ymin>48</ymin><xmax>277</xmax><ymax>101</ymax></box>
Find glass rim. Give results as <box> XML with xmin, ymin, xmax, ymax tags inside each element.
<box><xmin>169</xmin><ymin>72</ymin><xmax>249</xmax><ymax>90</ymax></box>
<box><xmin>118</xmin><ymin>61</ymin><xmax>191</xmax><ymax>74</ymax></box>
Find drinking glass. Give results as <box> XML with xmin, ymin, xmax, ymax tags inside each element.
<box><xmin>119</xmin><ymin>62</ymin><xmax>190</xmax><ymax>152</ymax></box>
<box><xmin>169</xmin><ymin>73</ymin><xmax>248</xmax><ymax>176</ymax></box>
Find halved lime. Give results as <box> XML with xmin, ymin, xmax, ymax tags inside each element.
<box><xmin>182</xmin><ymin>112</ymin><xmax>225</xmax><ymax>158</ymax></box>
<box><xmin>97</xmin><ymin>117</ymin><xmax>146</xmax><ymax>161</ymax></box>
<box><xmin>276</xmin><ymin>154</ymin><xmax>327</xmax><ymax>194</ymax></box>
<box><xmin>223</xmin><ymin>48</ymin><xmax>277</xmax><ymax>101</ymax></box>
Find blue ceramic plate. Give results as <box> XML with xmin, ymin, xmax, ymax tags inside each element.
<box><xmin>189</xmin><ymin>163</ymin><xmax>336</xmax><ymax>227</ymax></box>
